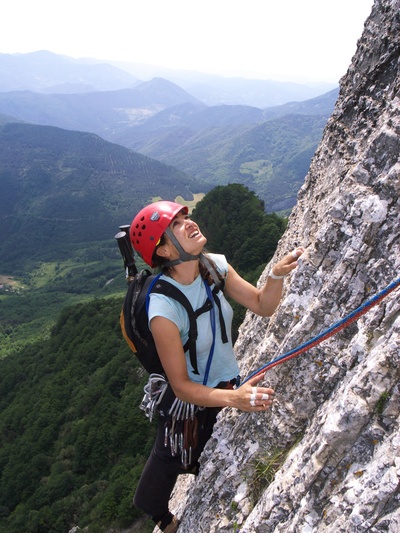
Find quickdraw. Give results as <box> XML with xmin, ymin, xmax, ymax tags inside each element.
<box><xmin>243</xmin><ymin>275</ymin><xmax>400</xmax><ymax>384</ymax></box>
<box><xmin>166</xmin><ymin>397</ymin><xmax>199</xmax><ymax>467</ymax></box>
<box><xmin>141</xmin><ymin>375</ymin><xmax>200</xmax><ymax>467</ymax></box>
<box><xmin>140</xmin><ymin>374</ymin><xmax>169</xmax><ymax>421</ymax></box>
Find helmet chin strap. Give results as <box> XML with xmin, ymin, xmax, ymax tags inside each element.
<box><xmin>163</xmin><ymin>227</ymin><xmax>201</xmax><ymax>267</ymax></box>
<box><xmin>163</xmin><ymin>228</ymin><xmax>222</xmax><ymax>289</ymax></box>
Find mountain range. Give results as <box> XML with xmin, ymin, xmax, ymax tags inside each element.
<box><xmin>0</xmin><ymin>51</ymin><xmax>339</xmax><ymax>215</ymax></box>
<box><xmin>0</xmin><ymin>50</ymin><xmax>140</xmax><ymax>93</ymax></box>
<box><xmin>0</xmin><ymin>50</ymin><xmax>337</xmax><ymax>106</ymax></box>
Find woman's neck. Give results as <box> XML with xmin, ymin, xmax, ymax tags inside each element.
<box><xmin>169</xmin><ymin>261</ymin><xmax>200</xmax><ymax>285</ymax></box>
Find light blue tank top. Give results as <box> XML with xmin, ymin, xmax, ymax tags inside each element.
<box><xmin>148</xmin><ymin>253</ymin><xmax>240</xmax><ymax>387</ymax></box>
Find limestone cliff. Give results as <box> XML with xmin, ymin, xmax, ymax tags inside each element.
<box><xmin>167</xmin><ymin>0</ymin><xmax>400</xmax><ymax>531</ymax></box>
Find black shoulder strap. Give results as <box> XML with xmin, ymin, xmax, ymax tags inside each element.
<box><xmin>150</xmin><ymin>279</ymin><xmax>201</xmax><ymax>375</ymax></box>
<box><xmin>212</xmin><ymin>288</ymin><xmax>228</xmax><ymax>344</ymax></box>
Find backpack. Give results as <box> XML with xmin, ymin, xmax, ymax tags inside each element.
<box><xmin>120</xmin><ymin>269</ymin><xmax>228</xmax><ymax>376</ymax></box>
<box><xmin>115</xmin><ymin>227</ymin><xmax>228</xmax><ymax>377</ymax></box>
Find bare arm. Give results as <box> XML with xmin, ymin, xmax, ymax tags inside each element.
<box><xmin>224</xmin><ymin>247</ymin><xmax>304</xmax><ymax>316</ymax></box>
<box><xmin>151</xmin><ymin>315</ymin><xmax>274</xmax><ymax>411</ymax></box>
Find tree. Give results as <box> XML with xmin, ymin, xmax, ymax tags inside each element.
<box><xmin>192</xmin><ymin>183</ymin><xmax>286</xmax><ymax>274</ymax></box>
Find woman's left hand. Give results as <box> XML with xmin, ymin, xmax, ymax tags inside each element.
<box><xmin>270</xmin><ymin>247</ymin><xmax>305</xmax><ymax>278</ymax></box>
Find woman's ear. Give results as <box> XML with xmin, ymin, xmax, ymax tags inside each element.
<box><xmin>155</xmin><ymin>245</ymin><xmax>170</xmax><ymax>258</ymax></box>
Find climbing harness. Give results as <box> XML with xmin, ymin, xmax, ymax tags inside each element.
<box><xmin>243</xmin><ymin>275</ymin><xmax>400</xmax><ymax>384</ymax></box>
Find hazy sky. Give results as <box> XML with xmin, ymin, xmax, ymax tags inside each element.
<box><xmin>2</xmin><ymin>0</ymin><xmax>374</xmax><ymax>83</ymax></box>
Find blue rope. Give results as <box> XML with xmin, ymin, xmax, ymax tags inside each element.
<box><xmin>243</xmin><ymin>275</ymin><xmax>400</xmax><ymax>384</ymax></box>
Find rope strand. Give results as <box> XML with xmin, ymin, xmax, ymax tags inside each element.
<box><xmin>243</xmin><ymin>276</ymin><xmax>400</xmax><ymax>384</ymax></box>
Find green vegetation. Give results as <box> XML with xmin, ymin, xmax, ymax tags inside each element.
<box><xmin>0</xmin><ymin>298</ymin><xmax>156</xmax><ymax>533</ymax></box>
<box><xmin>0</xmin><ymin>240</ymin><xmax>126</xmax><ymax>358</ymax></box>
<box><xmin>251</xmin><ymin>447</ymin><xmax>290</xmax><ymax>503</ymax></box>
<box><xmin>375</xmin><ymin>391</ymin><xmax>390</xmax><ymax>415</ymax></box>
<box><xmin>250</xmin><ymin>433</ymin><xmax>303</xmax><ymax>506</ymax></box>
<box><xmin>193</xmin><ymin>183</ymin><xmax>286</xmax><ymax>274</ymax></box>
<box><xmin>147</xmin><ymin>113</ymin><xmax>328</xmax><ymax>212</ymax></box>
<box><xmin>250</xmin><ymin>431</ymin><xmax>304</xmax><ymax>506</ymax></box>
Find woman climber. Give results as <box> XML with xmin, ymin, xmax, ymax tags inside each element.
<box><xmin>130</xmin><ymin>200</ymin><xmax>304</xmax><ymax>533</ymax></box>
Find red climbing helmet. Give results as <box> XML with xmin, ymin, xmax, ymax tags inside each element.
<box><xmin>130</xmin><ymin>201</ymin><xmax>188</xmax><ymax>267</ymax></box>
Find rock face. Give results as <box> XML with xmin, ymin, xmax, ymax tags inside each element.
<box><xmin>166</xmin><ymin>1</ymin><xmax>400</xmax><ymax>532</ymax></box>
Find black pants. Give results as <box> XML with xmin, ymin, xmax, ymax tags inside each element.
<box><xmin>133</xmin><ymin>386</ymin><xmax>221</xmax><ymax>519</ymax></box>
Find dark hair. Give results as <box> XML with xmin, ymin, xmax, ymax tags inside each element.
<box><xmin>151</xmin><ymin>233</ymin><xmax>168</xmax><ymax>271</ymax></box>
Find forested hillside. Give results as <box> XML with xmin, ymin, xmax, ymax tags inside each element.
<box><xmin>0</xmin><ymin>122</ymin><xmax>201</xmax><ymax>271</ymax></box>
<box><xmin>0</xmin><ymin>298</ymin><xmax>156</xmax><ymax>533</ymax></box>
<box><xmin>165</xmin><ymin>113</ymin><xmax>328</xmax><ymax>212</ymax></box>
<box><xmin>0</xmin><ymin>79</ymin><xmax>200</xmax><ymax>132</ymax></box>
<box><xmin>0</xmin><ymin>120</ymin><xmax>203</xmax><ymax>356</ymax></box>
<box><xmin>192</xmin><ymin>184</ymin><xmax>286</xmax><ymax>275</ymax></box>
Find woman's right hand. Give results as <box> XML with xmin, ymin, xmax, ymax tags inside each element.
<box><xmin>233</xmin><ymin>373</ymin><xmax>275</xmax><ymax>412</ymax></box>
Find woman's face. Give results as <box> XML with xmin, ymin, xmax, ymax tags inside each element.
<box><xmin>167</xmin><ymin>212</ymin><xmax>207</xmax><ymax>256</ymax></box>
